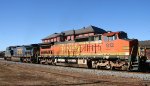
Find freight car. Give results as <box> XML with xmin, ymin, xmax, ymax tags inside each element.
<box><xmin>139</xmin><ymin>40</ymin><xmax>150</xmax><ymax>60</ymax></box>
<box><xmin>4</xmin><ymin>25</ymin><xmax>148</xmax><ymax>71</ymax></box>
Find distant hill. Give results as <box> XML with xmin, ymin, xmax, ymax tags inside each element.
<box><xmin>139</xmin><ymin>40</ymin><xmax>150</xmax><ymax>48</ymax></box>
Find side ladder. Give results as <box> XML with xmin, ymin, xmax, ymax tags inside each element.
<box><xmin>128</xmin><ymin>46</ymin><xmax>140</xmax><ymax>71</ymax></box>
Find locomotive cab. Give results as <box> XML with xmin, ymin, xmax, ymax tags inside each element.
<box><xmin>91</xmin><ymin>31</ymin><xmax>141</xmax><ymax>71</ymax></box>
<box><xmin>101</xmin><ymin>31</ymin><xmax>138</xmax><ymax>58</ymax></box>
<box><xmin>100</xmin><ymin>31</ymin><xmax>131</xmax><ymax>56</ymax></box>
<box><xmin>102</xmin><ymin>31</ymin><xmax>128</xmax><ymax>41</ymax></box>
<box><xmin>4</xmin><ymin>46</ymin><xmax>17</xmax><ymax>60</ymax></box>
<box><xmin>88</xmin><ymin>31</ymin><xmax>128</xmax><ymax>44</ymax></box>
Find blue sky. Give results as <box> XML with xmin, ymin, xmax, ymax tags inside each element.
<box><xmin>0</xmin><ymin>0</ymin><xmax>150</xmax><ymax>50</ymax></box>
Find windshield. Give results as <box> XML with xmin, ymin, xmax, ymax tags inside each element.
<box><xmin>103</xmin><ymin>35</ymin><xmax>117</xmax><ymax>41</ymax></box>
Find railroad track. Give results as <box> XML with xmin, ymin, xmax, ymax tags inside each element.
<box><xmin>0</xmin><ymin>59</ymin><xmax>150</xmax><ymax>80</ymax></box>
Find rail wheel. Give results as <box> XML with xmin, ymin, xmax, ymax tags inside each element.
<box><xmin>96</xmin><ymin>66</ymin><xmax>102</xmax><ymax>69</ymax></box>
<box><xmin>121</xmin><ymin>65</ymin><xmax>128</xmax><ymax>71</ymax></box>
<box><xmin>105</xmin><ymin>64</ymin><xmax>112</xmax><ymax>70</ymax></box>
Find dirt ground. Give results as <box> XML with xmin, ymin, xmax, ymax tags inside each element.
<box><xmin>0</xmin><ymin>60</ymin><xmax>150</xmax><ymax>86</ymax></box>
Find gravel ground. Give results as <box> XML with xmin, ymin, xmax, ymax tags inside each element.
<box><xmin>0</xmin><ymin>59</ymin><xmax>150</xmax><ymax>86</ymax></box>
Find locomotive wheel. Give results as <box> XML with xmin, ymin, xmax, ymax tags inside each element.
<box><xmin>51</xmin><ymin>58</ymin><xmax>56</xmax><ymax>65</ymax></box>
<box><xmin>96</xmin><ymin>66</ymin><xmax>102</xmax><ymax>69</ymax></box>
<box><xmin>20</xmin><ymin>58</ymin><xmax>23</xmax><ymax>62</ymax></box>
<box><xmin>127</xmin><ymin>65</ymin><xmax>132</xmax><ymax>71</ymax></box>
<box><xmin>121</xmin><ymin>65</ymin><xmax>128</xmax><ymax>71</ymax></box>
<box><xmin>4</xmin><ymin>57</ymin><xmax>6</xmax><ymax>60</ymax></box>
<box><xmin>52</xmin><ymin>62</ymin><xmax>56</xmax><ymax>65</ymax></box>
<box><xmin>7</xmin><ymin>57</ymin><xmax>11</xmax><ymax>61</ymax></box>
<box><xmin>105</xmin><ymin>64</ymin><xmax>112</xmax><ymax>70</ymax></box>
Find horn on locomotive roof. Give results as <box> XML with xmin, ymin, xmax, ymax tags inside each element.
<box><xmin>107</xmin><ymin>31</ymin><xmax>112</xmax><ymax>33</ymax></box>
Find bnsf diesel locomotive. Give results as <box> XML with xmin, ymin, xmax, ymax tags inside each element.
<box><xmin>4</xmin><ymin>25</ymin><xmax>149</xmax><ymax>71</ymax></box>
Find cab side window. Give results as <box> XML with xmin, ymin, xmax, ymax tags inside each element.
<box><xmin>109</xmin><ymin>36</ymin><xmax>113</xmax><ymax>41</ymax></box>
<box><xmin>104</xmin><ymin>36</ymin><xmax>108</xmax><ymax>41</ymax></box>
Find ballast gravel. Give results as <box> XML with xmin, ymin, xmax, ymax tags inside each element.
<box><xmin>2</xmin><ymin>59</ymin><xmax>150</xmax><ymax>80</ymax></box>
